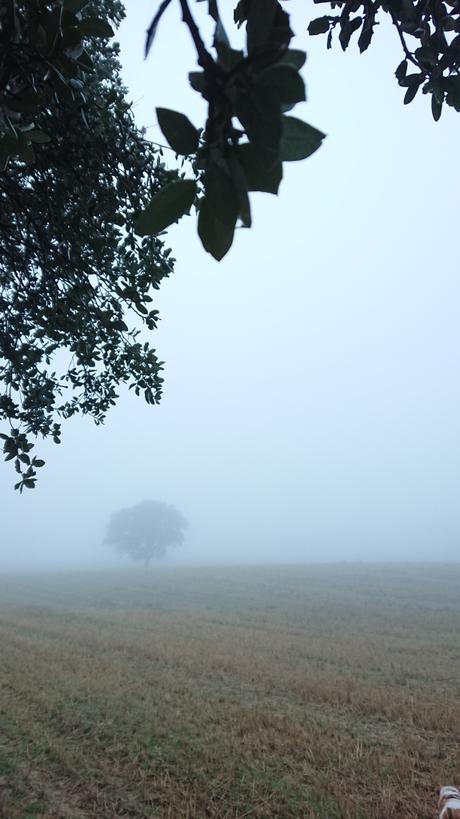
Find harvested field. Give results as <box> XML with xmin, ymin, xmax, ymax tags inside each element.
<box><xmin>0</xmin><ymin>564</ymin><xmax>459</xmax><ymax>818</ymax></box>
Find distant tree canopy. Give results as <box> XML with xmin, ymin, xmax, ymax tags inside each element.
<box><xmin>105</xmin><ymin>500</ymin><xmax>188</xmax><ymax>567</ymax></box>
<box><xmin>0</xmin><ymin>0</ymin><xmax>176</xmax><ymax>491</ymax></box>
<box><xmin>2</xmin><ymin>0</ymin><xmax>457</xmax><ymax>490</ymax></box>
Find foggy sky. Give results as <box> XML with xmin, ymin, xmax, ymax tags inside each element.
<box><xmin>1</xmin><ymin>1</ymin><xmax>459</xmax><ymax>569</ymax></box>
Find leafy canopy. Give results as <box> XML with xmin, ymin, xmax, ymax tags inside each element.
<box><xmin>137</xmin><ymin>0</ymin><xmax>325</xmax><ymax>262</ymax></box>
<box><xmin>2</xmin><ymin>0</ymin><xmax>457</xmax><ymax>490</ymax></box>
<box><xmin>138</xmin><ymin>0</ymin><xmax>459</xmax><ymax>257</ymax></box>
<box><xmin>0</xmin><ymin>0</ymin><xmax>176</xmax><ymax>491</ymax></box>
<box><xmin>104</xmin><ymin>499</ymin><xmax>188</xmax><ymax>566</ymax></box>
<box><xmin>308</xmin><ymin>0</ymin><xmax>460</xmax><ymax>121</ymax></box>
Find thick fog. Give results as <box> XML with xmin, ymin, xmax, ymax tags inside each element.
<box><xmin>1</xmin><ymin>1</ymin><xmax>459</xmax><ymax>569</ymax></box>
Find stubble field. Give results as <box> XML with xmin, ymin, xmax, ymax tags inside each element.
<box><xmin>0</xmin><ymin>564</ymin><xmax>459</xmax><ymax>818</ymax></box>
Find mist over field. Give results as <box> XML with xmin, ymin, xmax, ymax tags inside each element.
<box><xmin>1</xmin><ymin>564</ymin><xmax>459</xmax><ymax>818</ymax></box>
<box><xmin>1</xmin><ymin>1</ymin><xmax>459</xmax><ymax>572</ymax></box>
<box><xmin>3</xmin><ymin>3</ymin><xmax>460</xmax><ymax>818</ymax></box>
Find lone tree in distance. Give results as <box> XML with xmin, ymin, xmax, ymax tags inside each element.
<box><xmin>105</xmin><ymin>500</ymin><xmax>188</xmax><ymax>567</ymax></box>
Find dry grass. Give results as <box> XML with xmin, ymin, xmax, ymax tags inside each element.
<box><xmin>0</xmin><ymin>564</ymin><xmax>459</xmax><ymax>818</ymax></box>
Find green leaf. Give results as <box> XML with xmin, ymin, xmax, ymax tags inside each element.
<box><xmin>189</xmin><ymin>71</ymin><xmax>207</xmax><ymax>95</ymax></box>
<box><xmin>39</xmin><ymin>7</ymin><xmax>62</xmax><ymax>47</ymax></box>
<box><xmin>227</xmin><ymin>152</ymin><xmax>251</xmax><ymax>227</ymax></box>
<box><xmin>257</xmin><ymin>65</ymin><xmax>305</xmax><ymax>106</ymax></box>
<box><xmin>79</xmin><ymin>18</ymin><xmax>114</xmax><ymax>38</ymax></box>
<box><xmin>17</xmin><ymin>143</ymin><xmax>35</xmax><ymax>164</ymax></box>
<box><xmin>357</xmin><ymin>23</ymin><xmax>374</xmax><ymax>52</ymax></box>
<box><xmin>236</xmin><ymin>143</ymin><xmax>282</xmax><ymax>194</ymax></box>
<box><xmin>216</xmin><ymin>44</ymin><xmax>244</xmax><ymax>71</ymax></box>
<box><xmin>33</xmin><ymin>459</ymin><xmax>45</xmax><ymax>468</ymax></box>
<box><xmin>247</xmin><ymin>0</ymin><xmax>277</xmax><ymax>53</ymax></box>
<box><xmin>198</xmin><ymin>198</ymin><xmax>234</xmax><ymax>260</ymax></box>
<box><xmin>236</xmin><ymin>88</ymin><xmax>282</xmax><ymax>154</ymax></box>
<box><xmin>135</xmin><ymin>179</ymin><xmax>197</xmax><ymax>236</ymax></box>
<box><xmin>0</xmin><ymin>135</ymin><xmax>19</xmax><ymax>167</ymax></box>
<box><xmin>76</xmin><ymin>49</ymin><xmax>93</xmax><ymax>71</ymax></box>
<box><xmin>234</xmin><ymin>0</ymin><xmax>248</xmax><ymax>26</ymax></box>
<box><xmin>399</xmin><ymin>72</ymin><xmax>424</xmax><ymax>89</ymax></box>
<box><xmin>395</xmin><ymin>59</ymin><xmax>408</xmax><ymax>82</ymax></box>
<box><xmin>27</xmin><ymin>129</ymin><xmax>51</xmax><ymax>144</ymax></box>
<box><xmin>204</xmin><ymin>161</ymin><xmax>239</xmax><ymax>228</ymax></box>
<box><xmin>114</xmin><ymin>319</ymin><xmax>129</xmax><ymax>330</ymax></box>
<box><xmin>414</xmin><ymin>46</ymin><xmax>437</xmax><ymax>67</ymax></box>
<box><xmin>214</xmin><ymin>17</ymin><xmax>229</xmax><ymax>54</ymax></box>
<box><xmin>278</xmin><ymin>49</ymin><xmax>307</xmax><ymax>70</ymax></box>
<box><xmin>7</xmin><ymin>92</ymin><xmax>44</xmax><ymax>114</ymax></box>
<box><xmin>61</xmin><ymin>23</ymin><xmax>84</xmax><ymax>50</ymax></box>
<box><xmin>279</xmin><ymin>116</ymin><xmax>325</xmax><ymax>161</ymax></box>
<box><xmin>196</xmin><ymin>0</ymin><xmax>218</xmax><ymax>22</ymax></box>
<box><xmin>339</xmin><ymin>16</ymin><xmax>362</xmax><ymax>51</ymax></box>
<box><xmin>443</xmin><ymin>76</ymin><xmax>460</xmax><ymax>111</ymax></box>
<box><xmin>402</xmin><ymin>0</ymin><xmax>418</xmax><ymax>22</ymax></box>
<box><xmin>403</xmin><ymin>80</ymin><xmax>422</xmax><ymax>105</ymax></box>
<box><xmin>156</xmin><ymin>108</ymin><xmax>199</xmax><ymax>155</ymax></box>
<box><xmin>431</xmin><ymin>79</ymin><xmax>444</xmax><ymax>105</ymax></box>
<box><xmin>308</xmin><ymin>16</ymin><xmax>330</xmax><ymax>35</ymax></box>
<box><xmin>431</xmin><ymin>94</ymin><xmax>443</xmax><ymax>121</ymax></box>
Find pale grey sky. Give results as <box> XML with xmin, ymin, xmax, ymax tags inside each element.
<box><xmin>1</xmin><ymin>1</ymin><xmax>459</xmax><ymax>568</ymax></box>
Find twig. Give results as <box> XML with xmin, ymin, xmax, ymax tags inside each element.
<box><xmin>178</xmin><ymin>0</ymin><xmax>217</xmax><ymax>74</ymax></box>
<box><xmin>388</xmin><ymin>9</ymin><xmax>423</xmax><ymax>70</ymax></box>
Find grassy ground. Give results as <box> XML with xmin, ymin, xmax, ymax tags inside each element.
<box><xmin>0</xmin><ymin>564</ymin><xmax>459</xmax><ymax>818</ymax></box>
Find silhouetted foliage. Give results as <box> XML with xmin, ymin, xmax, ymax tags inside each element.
<box><xmin>308</xmin><ymin>0</ymin><xmax>460</xmax><ymax>121</ymax></box>
<box><xmin>105</xmin><ymin>500</ymin><xmax>188</xmax><ymax>566</ymax></box>
<box><xmin>2</xmin><ymin>0</ymin><xmax>457</xmax><ymax>490</ymax></box>
<box><xmin>138</xmin><ymin>0</ymin><xmax>459</xmax><ymax>257</ymax></box>
<box><xmin>0</xmin><ymin>0</ymin><xmax>176</xmax><ymax>490</ymax></box>
<box><xmin>139</xmin><ymin>0</ymin><xmax>325</xmax><ymax>261</ymax></box>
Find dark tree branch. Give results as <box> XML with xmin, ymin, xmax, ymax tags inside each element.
<box><xmin>388</xmin><ymin>9</ymin><xmax>423</xmax><ymax>70</ymax></box>
<box><xmin>178</xmin><ymin>0</ymin><xmax>218</xmax><ymax>74</ymax></box>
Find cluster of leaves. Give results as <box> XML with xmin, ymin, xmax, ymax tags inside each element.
<box><xmin>0</xmin><ymin>429</ymin><xmax>45</xmax><ymax>489</ymax></box>
<box><xmin>0</xmin><ymin>0</ymin><xmax>177</xmax><ymax>490</ymax></box>
<box><xmin>4</xmin><ymin>0</ymin><xmax>457</xmax><ymax>492</ymax></box>
<box><xmin>308</xmin><ymin>0</ymin><xmax>460</xmax><ymax>120</ymax></box>
<box><xmin>136</xmin><ymin>0</ymin><xmax>325</xmax><ymax>260</ymax></box>
<box><xmin>104</xmin><ymin>499</ymin><xmax>188</xmax><ymax>566</ymax></box>
<box><xmin>0</xmin><ymin>0</ymin><xmax>114</xmax><ymax>166</ymax></box>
